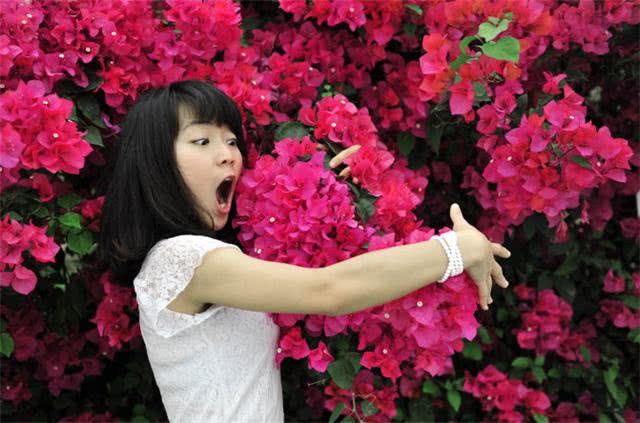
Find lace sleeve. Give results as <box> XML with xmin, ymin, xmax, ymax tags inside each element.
<box><xmin>134</xmin><ymin>234</ymin><xmax>241</xmax><ymax>338</ymax></box>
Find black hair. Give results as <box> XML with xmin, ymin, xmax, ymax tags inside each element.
<box><xmin>97</xmin><ymin>79</ymin><xmax>247</xmax><ymax>285</ymax></box>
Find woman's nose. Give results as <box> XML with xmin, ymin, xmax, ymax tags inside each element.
<box><xmin>217</xmin><ymin>145</ymin><xmax>235</xmax><ymax>166</ymax></box>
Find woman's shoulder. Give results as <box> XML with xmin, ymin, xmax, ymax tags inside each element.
<box><xmin>146</xmin><ymin>234</ymin><xmax>240</xmax><ymax>263</ymax></box>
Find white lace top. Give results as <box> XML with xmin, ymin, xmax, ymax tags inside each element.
<box><xmin>133</xmin><ymin>235</ymin><xmax>284</xmax><ymax>422</ymax></box>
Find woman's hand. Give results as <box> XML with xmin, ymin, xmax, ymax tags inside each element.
<box><xmin>323</xmin><ymin>144</ymin><xmax>362</xmax><ymax>179</ymax></box>
<box><xmin>449</xmin><ymin>203</ymin><xmax>510</xmax><ymax>311</ymax></box>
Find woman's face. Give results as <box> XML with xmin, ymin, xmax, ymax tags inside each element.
<box><xmin>174</xmin><ymin>106</ymin><xmax>243</xmax><ymax>231</ymax></box>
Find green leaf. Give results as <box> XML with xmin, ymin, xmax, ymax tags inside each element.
<box><xmin>462</xmin><ymin>341</ymin><xmax>482</xmax><ymax>361</ymax></box>
<box><xmin>67</xmin><ymin>230</ymin><xmax>95</xmax><ymax>256</ymax></box>
<box><xmin>477</xmin><ymin>326</ymin><xmax>492</xmax><ymax>344</ymax></box>
<box><xmin>327</xmin><ymin>359</ymin><xmax>356</xmax><ymax>390</ymax></box>
<box><xmin>57</xmin><ymin>193</ymin><xmax>82</xmax><ymax>210</ymax></box>
<box><xmin>459</xmin><ymin>35</ymin><xmax>479</xmax><ymax>55</ymax></box>
<box><xmin>533</xmin><ymin>413</ymin><xmax>549</xmax><ymax>423</ymax></box>
<box><xmin>534</xmin><ymin>355</ymin><xmax>545</xmax><ymax>366</ymax></box>
<box><xmin>473</xmin><ymin>82</ymin><xmax>490</xmax><ymax>103</ymax></box>
<box><xmin>422</xmin><ymin>380</ymin><xmax>441</xmax><ymax>396</ymax></box>
<box><xmin>604</xmin><ymin>366</ymin><xmax>628</xmax><ymax>408</ymax></box>
<box><xmin>628</xmin><ymin>328</ymin><xmax>640</xmax><ymax>343</ymax></box>
<box><xmin>570</xmin><ymin>155</ymin><xmax>592</xmax><ymax>169</ymax></box>
<box><xmin>579</xmin><ymin>346</ymin><xmax>592</xmax><ymax>363</ymax></box>
<box><xmin>59</xmin><ymin>212</ymin><xmax>82</xmax><ymax>229</ymax></box>
<box><xmin>361</xmin><ymin>399</ymin><xmax>379</xmax><ymax>417</ymax></box>
<box><xmin>450</xmin><ymin>52</ymin><xmax>472</xmax><ymax>71</ymax></box>
<box><xmin>599</xmin><ymin>413</ymin><xmax>613</xmax><ymax>423</ymax></box>
<box><xmin>548</xmin><ymin>368</ymin><xmax>561</xmax><ymax>378</ymax></box>
<box><xmin>426</xmin><ymin>119</ymin><xmax>443</xmax><ymax>157</ymax></box>
<box><xmin>398</xmin><ymin>132</ymin><xmax>416</xmax><ymax>156</ymax></box>
<box><xmin>0</xmin><ymin>333</ymin><xmax>14</xmax><ymax>357</ymax></box>
<box><xmin>478</xmin><ymin>18</ymin><xmax>510</xmax><ymax>42</ymax></box>
<box><xmin>298</xmin><ymin>154</ymin><xmax>312</xmax><ymax>162</ymax></box>
<box><xmin>77</xmin><ymin>94</ymin><xmax>106</xmax><ymax>128</ymax></box>
<box><xmin>274</xmin><ymin>122</ymin><xmax>309</xmax><ymax>141</ymax></box>
<box><xmin>446</xmin><ymin>389</ymin><xmax>461</xmax><ymax>412</ymax></box>
<box><xmin>516</xmin><ymin>93</ymin><xmax>529</xmax><ymax>111</ymax></box>
<box><xmin>7</xmin><ymin>211</ymin><xmax>22</xmax><ymax>221</ymax></box>
<box><xmin>621</xmin><ymin>295</ymin><xmax>640</xmax><ymax>310</ymax></box>
<box><xmin>84</xmin><ymin>126</ymin><xmax>103</xmax><ymax>147</ymax></box>
<box><xmin>404</xmin><ymin>4</ymin><xmax>423</xmax><ymax>16</ymax></box>
<box><xmin>480</xmin><ymin>36</ymin><xmax>520</xmax><ymax>63</ymax></box>
<box><xmin>512</xmin><ymin>357</ymin><xmax>532</xmax><ymax>368</ymax></box>
<box><xmin>329</xmin><ymin>403</ymin><xmax>346</xmax><ymax>423</ymax></box>
<box><xmin>532</xmin><ymin>366</ymin><xmax>546</xmax><ymax>383</ymax></box>
<box><xmin>341</xmin><ymin>417</ymin><xmax>356</xmax><ymax>423</ymax></box>
<box><xmin>403</xmin><ymin>23</ymin><xmax>417</xmax><ymax>37</ymax></box>
<box><xmin>344</xmin><ymin>352</ymin><xmax>362</xmax><ymax>373</ymax></box>
<box><xmin>355</xmin><ymin>191</ymin><xmax>378</xmax><ymax>224</ymax></box>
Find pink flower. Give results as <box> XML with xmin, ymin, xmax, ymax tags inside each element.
<box><xmin>602</xmin><ymin>269</ymin><xmax>625</xmax><ymax>293</ymax></box>
<box><xmin>307</xmin><ymin>341</ymin><xmax>334</xmax><ymax>372</ymax></box>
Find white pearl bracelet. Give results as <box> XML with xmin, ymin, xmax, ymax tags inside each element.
<box><xmin>432</xmin><ymin>231</ymin><xmax>464</xmax><ymax>283</ymax></box>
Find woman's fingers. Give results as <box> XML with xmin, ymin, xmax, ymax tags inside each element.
<box><xmin>450</xmin><ymin>203</ymin><xmax>473</xmax><ymax>231</ymax></box>
<box><xmin>338</xmin><ymin>167</ymin><xmax>351</xmax><ymax>179</ymax></box>
<box><xmin>329</xmin><ymin>144</ymin><xmax>361</xmax><ymax>168</ymax></box>
<box><xmin>491</xmin><ymin>259</ymin><xmax>509</xmax><ymax>288</ymax></box>
<box><xmin>491</xmin><ymin>242</ymin><xmax>511</xmax><ymax>259</ymax></box>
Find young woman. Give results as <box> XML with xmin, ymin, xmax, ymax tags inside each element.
<box><xmin>97</xmin><ymin>79</ymin><xmax>510</xmax><ymax>422</ymax></box>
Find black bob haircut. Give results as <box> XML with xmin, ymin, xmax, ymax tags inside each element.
<box><xmin>97</xmin><ymin>79</ymin><xmax>247</xmax><ymax>285</ymax></box>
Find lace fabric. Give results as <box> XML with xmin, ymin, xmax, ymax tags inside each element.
<box><xmin>133</xmin><ymin>234</ymin><xmax>284</xmax><ymax>422</ymax></box>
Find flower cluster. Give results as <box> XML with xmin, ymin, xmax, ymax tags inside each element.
<box><xmin>0</xmin><ymin>80</ymin><xmax>93</xmax><ymax>192</ymax></box>
<box><xmin>595</xmin><ymin>270</ymin><xmax>640</xmax><ymax>330</ymax></box>
<box><xmin>464</xmin><ymin>364</ymin><xmax>551</xmax><ymax>422</ymax></box>
<box><xmin>0</xmin><ymin>214</ymin><xmax>59</xmax><ymax>295</ymax></box>
<box><xmin>89</xmin><ymin>271</ymin><xmax>139</xmax><ymax>350</ymax></box>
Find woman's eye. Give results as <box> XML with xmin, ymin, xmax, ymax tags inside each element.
<box><xmin>193</xmin><ymin>138</ymin><xmax>209</xmax><ymax>145</ymax></box>
<box><xmin>228</xmin><ymin>139</ymin><xmax>238</xmax><ymax>146</ymax></box>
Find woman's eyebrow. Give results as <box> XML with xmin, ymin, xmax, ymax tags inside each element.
<box><xmin>180</xmin><ymin>120</ymin><xmax>210</xmax><ymax>131</ymax></box>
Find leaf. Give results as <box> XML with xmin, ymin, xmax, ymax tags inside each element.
<box><xmin>621</xmin><ymin>295</ymin><xmax>640</xmax><ymax>310</ymax></box>
<box><xmin>480</xmin><ymin>36</ymin><xmax>520</xmax><ymax>63</ymax></box>
<box><xmin>477</xmin><ymin>326</ymin><xmax>492</xmax><ymax>344</ymax></box>
<box><xmin>462</xmin><ymin>341</ymin><xmax>482</xmax><ymax>361</ymax></box>
<box><xmin>361</xmin><ymin>399</ymin><xmax>379</xmax><ymax>417</ymax></box>
<box><xmin>0</xmin><ymin>333</ymin><xmax>14</xmax><ymax>358</ymax></box>
<box><xmin>579</xmin><ymin>346</ymin><xmax>591</xmax><ymax>363</ymax></box>
<box><xmin>478</xmin><ymin>18</ymin><xmax>510</xmax><ymax>42</ymax></box>
<box><xmin>329</xmin><ymin>403</ymin><xmax>346</xmax><ymax>423</ymax></box>
<box><xmin>512</xmin><ymin>357</ymin><xmax>531</xmax><ymax>368</ymax></box>
<box><xmin>404</xmin><ymin>4</ymin><xmax>423</xmax><ymax>16</ymax></box>
<box><xmin>534</xmin><ymin>355</ymin><xmax>545</xmax><ymax>366</ymax></box>
<box><xmin>85</xmin><ymin>126</ymin><xmax>103</xmax><ymax>147</ymax></box>
<box><xmin>533</xmin><ymin>413</ymin><xmax>549</xmax><ymax>423</ymax></box>
<box><xmin>398</xmin><ymin>132</ymin><xmax>416</xmax><ymax>156</ymax></box>
<box><xmin>59</xmin><ymin>212</ymin><xmax>82</xmax><ymax>230</ymax></box>
<box><xmin>274</xmin><ymin>122</ymin><xmax>309</xmax><ymax>141</ymax></box>
<box><xmin>422</xmin><ymin>380</ymin><xmax>441</xmax><ymax>396</ymax></box>
<box><xmin>532</xmin><ymin>366</ymin><xmax>546</xmax><ymax>383</ymax></box>
<box><xmin>297</xmin><ymin>154</ymin><xmax>312</xmax><ymax>162</ymax></box>
<box><xmin>67</xmin><ymin>230</ymin><xmax>95</xmax><ymax>256</ymax></box>
<box><xmin>355</xmin><ymin>191</ymin><xmax>378</xmax><ymax>224</ymax></box>
<box><xmin>570</xmin><ymin>155</ymin><xmax>592</xmax><ymax>169</ymax></box>
<box><xmin>604</xmin><ymin>366</ymin><xmax>628</xmax><ymax>408</ymax></box>
<box><xmin>459</xmin><ymin>35</ymin><xmax>479</xmax><ymax>55</ymax></box>
<box><xmin>327</xmin><ymin>359</ymin><xmax>356</xmax><ymax>389</ymax></box>
<box><xmin>403</xmin><ymin>23</ymin><xmax>417</xmax><ymax>37</ymax></box>
<box><xmin>473</xmin><ymin>82</ymin><xmax>490</xmax><ymax>102</ymax></box>
<box><xmin>77</xmin><ymin>94</ymin><xmax>106</xmax><ymax>128</ymax></box>
<box><xmin>57</xmin><ymin>193</ymin><xmax>82</xmax><ymax>210</ymax></box>
<box><xmin>426</xmin><ymin>119</ymin><xmax>443</xmax><ymax>157</ymax></box>
<box><xmin>548</xmin><ymin>368</ymin><xmax>561</xmax><ymax>378</ymax></box>
<box><xmin>446</xmin><ymin>389</ymin><xmax>461</xmax><ymax>412</ymax></box>
<box><xmin>628</xmin><ymin>328</ymin><xmax>640</xmax><ymax>344</ymax></box>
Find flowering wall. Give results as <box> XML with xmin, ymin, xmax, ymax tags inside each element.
<box><xmin>1</xmin><ymin>0</ymin><xmax>639</xmax><ymax>422</ymax></box>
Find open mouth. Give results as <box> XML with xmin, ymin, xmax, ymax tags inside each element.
<box><xmin>215</xmin><ymin>176</ymin><xmax>235</xmax><ymax>211</ymax></box>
